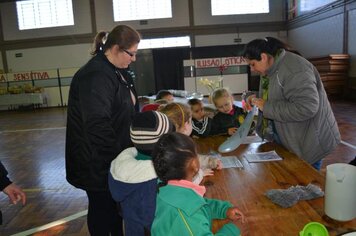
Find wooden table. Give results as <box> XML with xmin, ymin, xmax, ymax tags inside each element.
<box><xmin>194</xmin><ymin>136</ymin><xmax>356</xmax><ymax>236</ymax></box>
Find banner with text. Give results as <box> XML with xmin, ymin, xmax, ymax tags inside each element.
<box><xmin>194</xmin><ymin>57</ymin><xmax>247</xmax><ymax>69</ymax></box>
<box><xmin>5</xmin><ymin>70</ymin><xmax>58</xmax><ymax>82</ymax></box>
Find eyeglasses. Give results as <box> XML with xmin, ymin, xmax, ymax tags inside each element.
<box><xmin>122</xmin><ymin>49</ymin><xmax>137</xmax><ymax>57</ymax></box>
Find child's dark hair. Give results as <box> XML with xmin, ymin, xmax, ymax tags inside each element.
<box><xmin>152</xmin><ymin>133</ymin><xmax>197</xmax><ymax>187</ymax></box>
<box><xmin>243</xmin><ymin>36</ymin><xmax>300</xmax><ymax>61</ymax></box>
<box><xmin>188</xmin><ymin>98</ymin><xmax>202</xmax><ymax>106</ymax></box>
<box><xmin>155</xmin><ymin>90</ymin><xmax>173</xmax><ymax>101</ymax></box>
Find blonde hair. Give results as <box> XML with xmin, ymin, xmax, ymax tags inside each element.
<box><xmin>158</xmin><ymin>102</ymin><xmax>192</xmax><ymax>129</ymax></box>
<box><xmin>211</xmin><ymin>88</ymin><xmax>232</xmax><ymax>106</ymax></box>
<box><xmin>155</xmin><ymin>99</ymin><xmax>169</xmax><ymax>105</ymax></box>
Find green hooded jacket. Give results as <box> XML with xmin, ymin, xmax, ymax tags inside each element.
<box><xmin>151</xmin><ymin>185</ymin><xmax>240</xmax><ymax>236</ymax></box>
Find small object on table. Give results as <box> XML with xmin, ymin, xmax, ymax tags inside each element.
<box><xmin>265</xmin><ymin>184</ymin><xmax>324</xmax><ymax>208</ymax></box>
<box><xmin>299</xmin><ymin>222</ymin><xmax>329</xmax><ymax>236</ymax></box>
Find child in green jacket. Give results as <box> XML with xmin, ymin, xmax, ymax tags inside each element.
<box><xmin>151</xmin><ymin>132</ymin><xmax>245</xmax><ymax>235</ymax></box>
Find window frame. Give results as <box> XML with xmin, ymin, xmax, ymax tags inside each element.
<box><xmin>138</xmin><ymin>36</ymin><xmax>191</xmax><ymax>50</ymax></box>
<box><xmin>16</xmin><ymin>0</ymin><xmax>74</xmax><ymax>30</ymax></box>
<box><xmin>112</xmin><ymin>0</ymin><xmax>172</xmax><ymax>22</ymax></box>
<box><xmin>211</xmin><ymin>0</ymin><xmax>269</xmax><ymax>16</ymax></box>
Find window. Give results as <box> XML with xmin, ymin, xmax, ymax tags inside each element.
<box><xmin>138</xmin><ymin>36</ymin><xmax>190</xmax><ymax>50</ymax></box>
<box><xmin>299</xmin><ymin>0</ymin><xmax>335</xmax><ymax>12</ymax></box>
<box><xmin>113</xmin><ymin>0</ymin><xmax>172</xmax><ymax>21</ymax></box>
<box><xmin>211</xmin><ymin>0</ymin><xmax>269</xmax><ymax>16</ymax></box>
<box><xmin>16</xmin><ymin>0</ymin><xmax>74</xmax><ymax>30</ymax></box>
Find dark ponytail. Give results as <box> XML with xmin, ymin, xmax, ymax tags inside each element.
<box><xmin>91</xmin><ymin>25</ymin><xmax>141</xmax><ymax>56</ymax></box>
<box><xmin>91</xmin><ymin>31</ymin><xmax>108</xmax><ymax>56</ymax></box>
<box><xmin>152</xmin><ymin>133</ymin><xmax>197</xmax><ymax>188</ymax></box>
<box><xmin>243</xmin><ymin>37</ymin><xmax>300</xmax><ymax>60</ymax></box>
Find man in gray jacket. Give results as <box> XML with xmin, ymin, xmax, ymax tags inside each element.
<box><xmin>243</xmin><ymin>37</ymin><xmax>340</xmax><ymax>169</ymax></box>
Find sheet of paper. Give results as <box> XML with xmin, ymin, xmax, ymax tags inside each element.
<box><xmin>219</xmin><ymin>156</ymin><xmax>244</xmax><ymax>168</ymax></box>
<box><xmin>244</xmin><ymin>150</ymin><xmax>283</xmax><ymax>163</ymax></box>
<box><xmin>242</xmin><ymin>135</ymin><xmax>264</xmax><ymax>144</ymax></box>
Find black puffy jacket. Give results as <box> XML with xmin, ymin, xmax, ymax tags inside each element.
<box><xmin>65</xmin><ymin>52</ymin><xmax>139</xmax><ymax>191</ymax></box>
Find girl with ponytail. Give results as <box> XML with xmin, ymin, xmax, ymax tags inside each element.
<box><xmin>151</xmin><ymin>132</ymin><xmax>245</xmax><ymax>236</ymax></box>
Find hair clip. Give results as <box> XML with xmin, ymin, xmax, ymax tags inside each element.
<box><xmin>102</xmin><ymin>32</ymin><xmax>109</xmax><ymax>45</ymax></box>
<box><xmin>176</xmin><ymin>103</ymin><xmax>185</xmax><ymax>128</ymax></box>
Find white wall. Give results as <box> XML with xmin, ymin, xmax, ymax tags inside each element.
<box><xmin>94</xmin><ymin>0</ymin><xmax>285</xmax><ymax>34</ymax></box>
<box><xmin>0</xmin><ymin>0</ymin><xmax>287</xmax><ymax>73</ymax></box>
<box><xmin>1</xmin><ymin>0</ymin><xmax>92</xmax><ymax>40</ymax></box>
<box><xmin>348</xmin><ymin>8</ymin><xmax>356</xmax><ymax>77</ymax></box>
<box><xmin>6</xmin><ymin>44</ymin><xmax>92</xmax><ymax>72</ymax></box>
<box><xmin>287</xmin><ymin>3</ymin><xmax>356</xmax><ymax>92</ymax></box>
<box><xmin>288</xmin><ymin>14</ymin><xmax>344</xmax><ymax>58</ymax></box>
<box><xmin>0</xmin><ymin>55</ymin><xmax>3</xmax><ymax>73</ymax></box>
<box><xmin>195</xmin><ymin>31</ymin><xmax>286</xmax><ymax>47</ymax></box>
<box><xmin>0</xmin><ymin>0</ymin><xmax>288</xmax><ymax>106</ymax></box>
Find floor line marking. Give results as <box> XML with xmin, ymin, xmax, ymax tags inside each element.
<box><xmin>0</xmin><ymin>127</ymin><xmax>66</xmax><ymax>133</ymax></box>
<box><xmin>23</xmin><ymin>188</ymin><xmax>73</xmax><ymax>192</ymax></box>
<box><xmin>11</xmin><ymin>210</ymin><xmax>88</xmax><ymax>236</ymax></box>
<box><xmin>341</xmin><ymin>140</ymin><xmax>356</xmax><ymax>150</ymax></box>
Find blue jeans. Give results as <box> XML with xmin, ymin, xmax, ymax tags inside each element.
<box><xmin>312</xmin><ymin>160</ymin><xmax>323</xmax><ymax>170</ymax></box>
<box><xmin>109</xmin><ymin>173</ymin><xmax>157</xmax><ymax>236</ymax></box>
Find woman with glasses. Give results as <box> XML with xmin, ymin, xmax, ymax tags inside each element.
<box><xmin>242</xmin><ymin>37</ymin><xmax>340</xmax><ymax>171</ymax></box>
<box><xmin>65</xmin><ymin>25</ymin><xmax>140</xmax><ymax>236</ymax></box>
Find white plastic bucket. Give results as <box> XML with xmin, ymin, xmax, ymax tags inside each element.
<box><xmin>324</xmin><ymin>163</ymin><xmax>356</xmax><ymax>221</ymax></box>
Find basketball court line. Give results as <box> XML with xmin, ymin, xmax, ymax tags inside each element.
<box><xmin>0</xmin><ymin>127</ymin><xmax>66</xmax><ymax>133</ymax></box>
<box><xmin>341</xmin><ymin>140</ymin><xmax>356</xmax><ymax>150</ymax></box>
<box><xmin>11</xmin><ymin>210</ymin><xmax>88</xmax><ymax>236</ymax></box>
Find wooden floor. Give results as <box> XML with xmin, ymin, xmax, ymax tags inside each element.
<box><xmin>0</xmin><ymin>99</ymin><xmax>355</xmax><ymax>236</ymax></box>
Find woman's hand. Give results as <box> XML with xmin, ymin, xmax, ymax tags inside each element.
<box><xmin>226</xmin><ymin>207</ymin><xmax>246</xmax><ymax>223</ymax></box>
<box><xmin>251</xmin><ymin>98</ymin><xmax>265</xmax><ymax>111</ymax></box>
<box><xmin>243</xmin><ymin>94</ymin><xmax>256</xmax><ymax>111</ymax></box>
